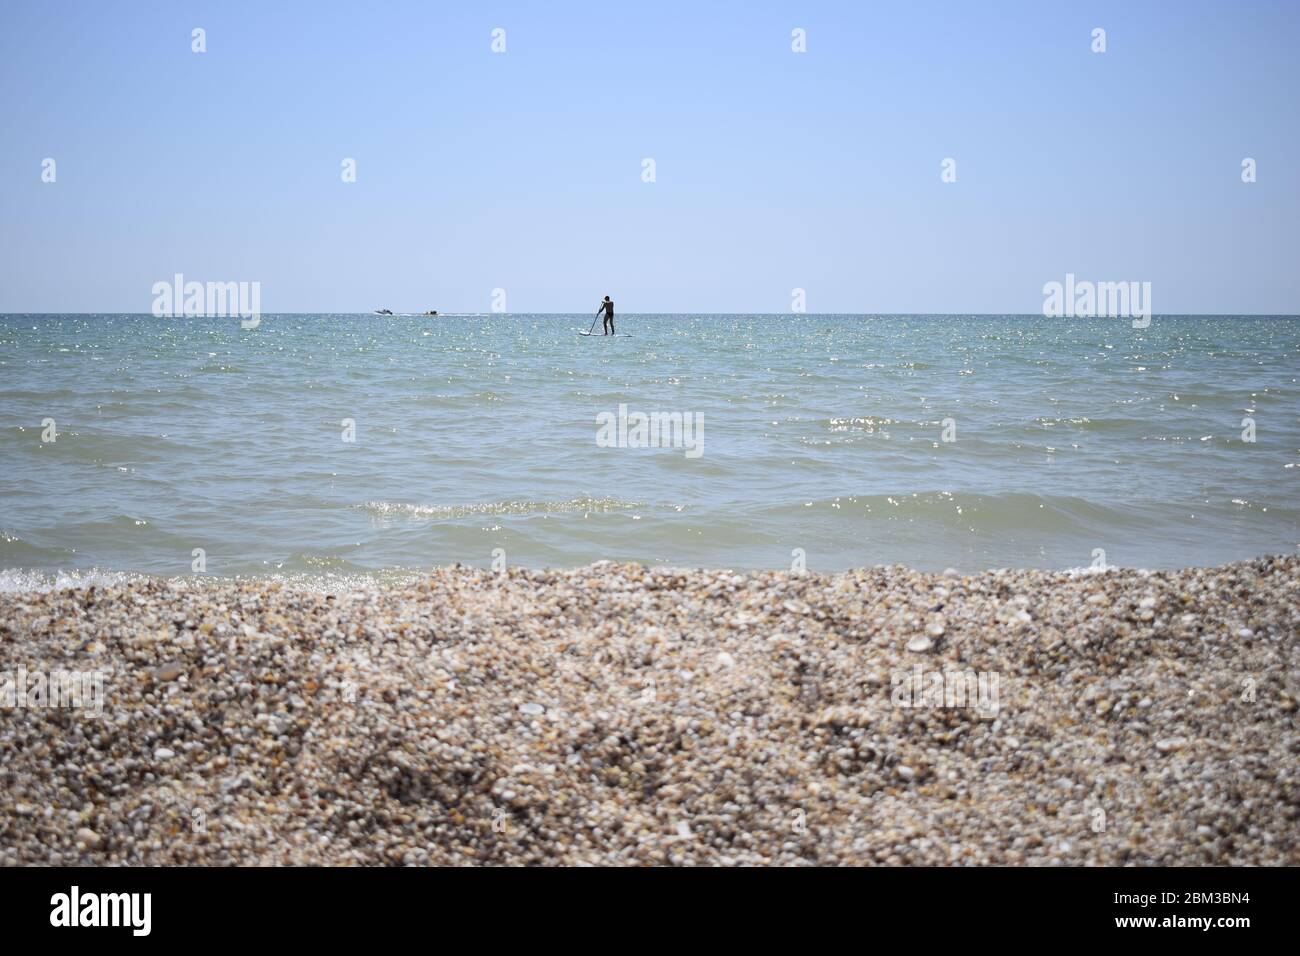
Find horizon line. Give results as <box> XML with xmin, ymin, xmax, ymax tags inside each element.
<box><xmin>4</xmin><ymin>311</ymin><xmax>1300</xmax><ymax>318</ymax></box>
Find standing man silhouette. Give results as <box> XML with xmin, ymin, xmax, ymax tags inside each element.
<box><xmin>599</xmin><ymin>295</ymin><xmax>614</xmax><ymax>335</ymax></box>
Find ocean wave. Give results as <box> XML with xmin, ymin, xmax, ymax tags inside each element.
<box><xmin>0</xmin><ymin>567</ymin><xmax>153</xmax><ymax>593</ymax></box>
<box><xmin>0</xmin><ymin>532</ymin><xmax>77</xmax><ymax>565</ymax></box>
<box><xmin>755</xmin><ymin>491</ymin><xmax>1171</xmax><ymax>536</ymax></box>
<box><xmin>355</xmin><ymin>497</ymin><xmax>648</xmax><ymax>521</ymax></box>
<box><xmin>0</xmin><ymin>566</ymin><xmax>430</xmax><ymax>594</ymax></box>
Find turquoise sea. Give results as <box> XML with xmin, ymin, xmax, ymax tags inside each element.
<box><xmin>1</xmin><ymin>313</ymin><xmax>1296</xmax><ymax>586</ymax></box>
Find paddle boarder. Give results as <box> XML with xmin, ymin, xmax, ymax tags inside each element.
<box><xmin>598</xmin><ymin>296</ymin><xmax>614</xmax><ymax>335</ymax></box>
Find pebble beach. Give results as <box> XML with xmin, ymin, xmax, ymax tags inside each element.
<box><xmin>1</xmin><ymin>557</ymin><xmax>1296</xmax><ymax>866</ymax></box>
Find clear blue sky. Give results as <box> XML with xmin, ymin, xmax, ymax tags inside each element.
<box><xmin>1</xmin><ymin>0</ymin><xmax>1297</xmax><ymax>313</ymax></box>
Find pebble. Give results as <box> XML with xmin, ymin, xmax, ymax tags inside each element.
<box><xmin>152</xmin><ymin>662</ymin><xmax>186</xmax><ymax>682</ymax></box>
<box><xmin>0</xmin><ymin>555</ymin><xmax>1294</xmax><ymax>866</ymax></box>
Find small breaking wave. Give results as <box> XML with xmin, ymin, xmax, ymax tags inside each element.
<box><xmin>355</xmin><ymin>497</ymin><xmax>646</xmax><ymax>521</ymax></box>
<box><xmin>0</xmin><ymin>567</ymin><xmax>154</xmax><ymax>594</ymax></box>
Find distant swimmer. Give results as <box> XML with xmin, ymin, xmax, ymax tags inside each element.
<box><xmin>599</xmin><ymin>296</ymin><xmax>614</xmax><ymax>335</ymax></box>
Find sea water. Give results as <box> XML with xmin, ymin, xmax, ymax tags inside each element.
<box><xmin>1</xmin><ymin>313</ymin><xmax>1296</xmax><ymax>585</ymax></box>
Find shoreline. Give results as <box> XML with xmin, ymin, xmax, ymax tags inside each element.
<box><xmin>2</xmin><ymin>551</ymin><xmax>1296</xmax><ymax>594</ymax></box>
<box><xmin>1</xmin><ymin>556</ymin><xmax>1296</xmax><ymax>865</ymax></box>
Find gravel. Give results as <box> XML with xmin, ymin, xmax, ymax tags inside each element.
<box><xmin>1</xmin><ymin>556</ymin><xmax>1296</xmax><ymax>865</ymax></box>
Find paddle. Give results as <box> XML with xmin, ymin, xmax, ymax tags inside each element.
<box><xmin>585</xmin><ymin>309</ymin><xmax>601</xmax><ymax>335</ymax></box>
